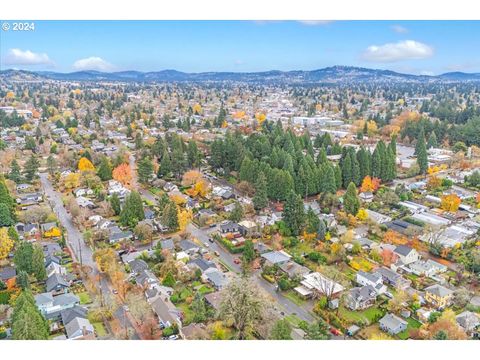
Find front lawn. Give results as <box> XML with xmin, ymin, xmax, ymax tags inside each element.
<box><xmin>283</xmin><ymin>290</ymin><xmax>307</xmax><ymax>306</ymax></box>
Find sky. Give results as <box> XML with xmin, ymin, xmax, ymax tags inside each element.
<box><xmin>1</xmin><ymin>20</ymin><xmax>479</xmax><ymax>75</ymax></box>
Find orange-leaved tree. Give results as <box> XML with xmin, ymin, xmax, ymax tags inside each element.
<box><xmin>112</xmin><ymin>163</ymin><xmax>132</xmax><ymax>187</ymax></box>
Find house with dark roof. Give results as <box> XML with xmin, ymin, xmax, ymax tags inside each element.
<box><xmin>219</xmin><ymin>221</ymin><xmax>240</xmax><ymax>234</ymax></box>
<box><xmin>46</xmin><ymin>273</ymin><xmax>70</xmax><ymax>293</ymax></box>
<box><xmin>394</xmin><ymin>245</ymin><xmax>419</xmax><ymax>265</ymax></box>
<box><xmin>345</xmin><ymin>285</ymin><xmax>377</xmax><ymax>310</ymax></box>
<box><xmin>60</xmin><ymin>305</ymin><xmax>88</xmax><ymax>326</ymax></box>
<box><xmin>188</xmin><ymin>258</ymin><xmax>217</xmax><ymax>273</ymax></box>
<box><xmin>0</xmin><ymin>266</ymin><xmax>16</xmax><ymax>282</ymax></box>
<box><xmin>65</xmin><ymin>317</ymin><xmax>95</xmax><ymax>340</ymax></box>
<box><xmin>202</xmin><ymin>268</ymin><xmax>228</xmax><ymax>290</ymax></box>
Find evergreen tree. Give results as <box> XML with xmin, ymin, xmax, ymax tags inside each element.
<box><xmin>334</xmin><ymin>165</ymin><xmax>342</xmax><ymax>190</ymax></box>
<box><xmin>110</xmin><ymin>193</ymin><xmax>121</xmax><ymax>215</ymax></box>
<box><xmin>8</xmin><ymin>159</ymin><xmax>22</xmax><ymax>183</ymax></box>
<box><xmin>305</xmin><ymin>208</ymin><xmax>320</xmax><ymax>234</ymax></box>
<box><xmin>31</xmin><ymin>245</ymin><xmax>46</xmax><ymax>281</ymax></box>
<box><xmin>158</xmin><ymin>150</ymin><xmax>172</xmax><ymax>178</ymax></box>
<box><xmin>322</xmin><ymin>164</ymin><xmax>337</xmax><ymax>194</ymax></box>
<box><xmin>161</xmin><ymin>201</ymin><xmax>179</xmax><ymax>231</ymax></box>
<box><xmin>253</xmin><ymin>172</ymin><xmax>268</xmax><ymax>210</ymax></box>
<box><xmin>137</xmin><ymin>157</ymin><xmax>154</xmax><ymax>184</ymax></box>
<box><xmin>97</xmin><ymin>157</ymin><xmax>113</xmax><ymax>181</ymax></box>
<box><xmin>0</xmin><ymin>176</ymin><xmax>15</xmax><ymax>217</ymax></box>
<box><xmin>344</xmin><ymin>182</ymin><xmax>360</xmax><ymax>215</ymax></box>
<box><xmin>341</xmin><ymin>154</ymin><xmax>352</xmax><ymax>188</ymax></box>
<box><xmin>269</xmin><ymin>319</ymin><xmax>292</xmax><ymax>340</ymax></box>
<box><xmin>12</xmin><ymin>290</ymin><xmax>49</xmax><ymax>340</ymax></box>
<box><xmin>23</xmin><ymin>155</ymin><xmax>40</xmax><ymax>182</ymax></box>
<box><xmin>14</xmin><ymin>241</ymin><xmax>34</xmax><ymax>274</ymax></box>
<box><xmin>0</xmin><ymin>203</ymin><xmax>14</xmax><ymax>226</ymax></box>
<box><xmin>427</xmin><ymin>131</ymin><xmax>438</xmax><ymax>149</ymax></box>
<box><xmin>229</xmin><ymin>202</ymin><xmax>244</xmax><ymax>223</ymax></box>
<box><xmin>17</xmin><ymin>270</ymin><xmax>30</xmax><ymax>290</ymax></box>
<box><xmin>416</xmin><ymin>131</ymin><xmax>429</xmax><ymax>174</ymax></box>
<box><xmin>317</xmin><ymin>219</ymin><xmax>327</xmax><ymax>241</ymax></box>
<box><xmin>283</xmin><ymin>190</ymin><xmax>305</xmax><ymax>236</ymax></box>
<box><xmin>46</xmin><ymin>155</ymin><xmax>56</xmax><ymax>175</ymax></box>
<box><xmin>120</xmin><ymin>191</ymin><xmax>145</xmax><ymax>228</ymax></box>
<box><xmin>187</xmin><ymin>141</ymin><xmax>201</xmax><ymax>168</ymax></box>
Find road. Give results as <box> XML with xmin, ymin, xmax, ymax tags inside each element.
<box><xmin>39</xmin><ymin>172</ymin><xmax>140</xmax><ymax>339</ymax></box>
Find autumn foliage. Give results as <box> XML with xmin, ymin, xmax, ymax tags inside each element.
<box><xmin>112</xmin><ymin>163</ymin><xmax>132</xmax><ymax>187</ymax></box>
<box><xmin>78</xmin><ymin>157</ymin><xmax>95</xmax><ymax>171</ymax></box>
<box><xmin>383</xmin><ymin>229</ymin><xmax>408</xmax><ymax>246</ymax></box>
<box><xmin>440</xmin><ymin>194</ymin><xmax>461</xmax><ymax>212</ymax></box>
<box><xmin>360</xmin><ymin>176</ymin><xmax>380</xmax><ymax>193</ymax></box>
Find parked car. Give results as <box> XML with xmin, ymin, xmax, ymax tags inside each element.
<box><xmin>208</xmin><ymin>237</ymin><xmax>214</xmax><ymax>243</ymax></box>
<box><xmin>214</xmin><ymin>251</ymin><xmax>220</xmax><ymax>257</ymax></box>
<box><xmin>330</xmin><ymin>328</ymin><xmax>342</xmax><ymax>336</ymax></box>
<box><xmin>209</xmin><ymin>224</ymin><xmax>216</xmax><ymax>228</ymax></box>
<box><xmin>168</xmin><ymin>335</ymin><xmax>179</xmax><ymax>340</ymax></box>
<box><xmin>204</xmin><ymin>242</ymin><xmax>209</xmax><ymax>248</ymax></box>
<box><xmin>112</xmin><ymin>289</ymin><xmax>118</xmax><ymax>294</ymax></box>
<box><xmin>233</xmin><ymin>258</ymin><xmax>241</xmax><ymax>264</ymax></box>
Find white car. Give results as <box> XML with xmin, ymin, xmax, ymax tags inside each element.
<box><xmin>203</xmin><ymin>242</ymin><xmax>209</xmax><ymax>248</ymax></box>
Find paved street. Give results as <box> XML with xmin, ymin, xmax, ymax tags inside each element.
<box><xmin>39</xmin><ymin>172</ymin><xmax>140</xmax><ymax>339</ymax></box>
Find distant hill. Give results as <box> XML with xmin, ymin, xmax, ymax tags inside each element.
<box><xmin>2</xmin><ymin>66</ymin><xmax>480</xmax><ymax>83</ymax></box>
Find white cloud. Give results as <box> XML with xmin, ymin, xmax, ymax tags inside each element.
<box><xmin>4</xmin><ymin>48</ymin><xmax>53</xmax><ymax>66</ymax></box>
<box><xmin>391</xmin><ymin>25</ymin><xmax>409</xmax><ymax>34</ymax></box>
<box><xmin>362</xmin><ymin>40</ymin><xmax>434</xmax><ymax>63</ymax></box>
<box><xmin>72</xmin><ymin>57</ymin><xmax>114</xmax><ymax>71</ymax></box>
<box><xmin>298</xmin><ymin>20</ymin><xmax>334</xmax><ymax>26</ymax></box>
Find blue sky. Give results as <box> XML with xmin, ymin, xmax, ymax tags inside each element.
<box><xmin>1</xmin><ymin>21</ymin><xmax>479</xmax><ymax>75</ymax></box>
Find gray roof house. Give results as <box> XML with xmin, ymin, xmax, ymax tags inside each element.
<box><xmin>456</xmin><ymin>311</ymin><xmax>480</xmax><ymax>335</ymax></box>
<box><xmin>345</xmin><ymin>285</ymin><xmax>378</xmax><ymax>311</ymax></box>
<box><xmin>261</xmin><ymin>250</ymin><xmax>292</xmax><ymax>266</ymax></box>
<box><xmin>46</xmin><ymin>273</ymin><xmax>70</xmax><ymax>293</ymax></box>
<box><xmin>65</xmin><ymin>317</ymin><xmax>95</xmax><ymax>339</ymax></box>
<box><xmin>60</xmin><ymin>305</ymin><xmax>88</xmax><ymax>326</ymax></box>
<box><xmin>202</xmin><ymin>268</ymin><xmax>228</xmax><ymax>290</ymax></box>
<box><xmin>35</xmin><ymin>292</ymin><xmax>80</xmax><ymax>319</ymax></box>
<box><xmin>379</xmin><ymin>313</ymin><xmax>408</xmax><ymax>335</ymax></box>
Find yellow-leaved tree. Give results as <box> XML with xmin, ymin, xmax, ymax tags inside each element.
<box><xmin>78</xmin><ymin>157</ymin><xmax>95</xmax><ymax>172</ymax></box>
<box><xmin>178</xmin><ymin>208</ymin><xmax>193</xmax><ymax>232</ymax></box>
<box><xmin>0</xmin><ymin>228</ymin><xmax>14</xmax><ymax>260</ymax></box>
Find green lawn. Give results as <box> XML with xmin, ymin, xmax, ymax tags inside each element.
<box><xmin>92</xmin><ymin>322</ymin><xmax>107</xmax><ymax>337</ymax></box>
<box><xmin>397</xmin><ymin>317</ymin><xmax>422</xmax><ymax>340</ymax></box>
<box><xmin>283</xmin><ymin>290</ymin><xmax>307</xmax><ymax>306</ymax></box>
<box><xmin>77</xmin><ymin>292</ymin><xmax>92</xmax><ymax>305</ymax></box>
<box><xmin>198</xmin><ymin>285</ymin><xmax>214</xmax><ymax>295</ymax></box>
<box><xmin>177</xmin><ymin>302</ymin><xmax>194</xmax><ymax>325</ymax></box>
<box><xmin>284</xmin><ymin>314</ymin><xmax>303</xmax><ymax>327</ymax></box>
<box><xmin>338</xmin><ymin>305</ymin><xmax>385</xmax><ymax>325</ymax></box>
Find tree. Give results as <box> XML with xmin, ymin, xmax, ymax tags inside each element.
<box><xmin>78</xmin><ymin>157</ymin><xmax>95</xmax><ymax>171</ymax></box>
<box><xmin>0</xmin><ymin>227</ymin><xmax>14</xmax><ymax>260</ymax></box>
<box><xmin>17</xmin><ymin>270</ymin><xmax>30</xmax><ymax>290</ymax></box>
<box><xmin>344</xmin><ymin>182</ymin><xmax>360</xmax><ymax>215</ymax></box>
<box><xmin>11</xmin><ymin>290</ymin><xmax>49</xmax><ymax>340</ymax></box>
<box><xmin>161</xmin><ymin>201</ymin><xmax>179</xmax><ymax>232</ymax></box>
<box><xmin>305</xmin><ymin>208</ymin><xmax>320</xmax><ymax>234</ymax></box>
<box><xmin>112</xmin><ymin>163</ymin><xmax>132</xmax><ymax>186</ymax></box>
<box><xmin>120</xmin><ymin>191</ymin><xmax>145</xmax><ymax>228</ymax></box>
<box><xmin>283</xmin><ymin>190</ymin><xmax>305</xmax><ymax>236</ymax></box>
<box><xmin>426</xmin><ymin>309</ymin><xmax>468</xmax><ymax>340</ymax></box>
<box><xmin>360</xmin><ymin>176</ymin><xmax>380</xmax><ymax>193</ymax></box>
<box><xmin>158</xmin><ymin>150</ymin><xmax>172</xmax><ymax>178</ymax></box>
<box><xmin>23</xmin><ymin>154</ymin><xmax>40</xmax><ymax>182</ymax></box>
<box><xmin>187</xmin><ymin>141</ymin><xmax>201</xmax><ymax>168</ymax></box>
<box><xmin>0</xmin><ymin>203</ymin><xmax>14</xmax><ymax>226</ymax></box>
<box><xmin>137</xmin><ymin>157</ymin><xmax>154</xmax><ymax>184</ymax></box>
<box><xmin>253</xmin><ymin>172</ymin><xmax>268</xmax><ymax>211</ymax></box>
<box><xmin>299</xmin><ymin>320</ymin><xmax>330</xmax><ymax>340</ymax></box>
<box><xmin>14</xmin><ymin>241</ymin><xmax>34</xmax><ymax>274</ymax></box>
<box><xmin>8</xmin><ymin>159</ymin><xmax>22</xmax><ymax>183</ymax></box>
<box><xmin>416</xmin><ymin>130</ymin><xmax>429</xmax><ymax>175</ymax></box>
<box><xmin>219</xmin><ymin>278</ymin><xmax>269</xmax><ymax>339</ymax></box>
<box><xmin>317</xmin><ymin>219</ymin><xmax>327</xmax><ymax>241</ymax></box>
<box><xmin>191</xmin><ymin>293</ymin><xmax>210</xmax><ymax>323</ymax></box>
<box><xmin>162</xmin><ymin>271</ymin><xmax>176</xmax><ymax>287</ymax></box>
<box><xmin>97</xmin><ymin>157</ymin><xmax>113</xmax><ymax>181</ymax></box>
<box><xmin>440</xmin><ymin>194</ymin><xmax>461</xmax><ymax>212</ymax></box>
<box><xmin>229</xmin><ymin>202</ymin><xmax>244</xmax><ymax>223</ymax></box>
<box><xmin>427</xmin><ymin>131</ymin><xmax>438</xmax><ymax>149</ymax></box>
<box><xmin>134</xmin><ymin>222</ymin><xmax>153</xmax><ymax>244</ymax></box>
<box><xmin>269</xmin><ymin>319</ymin><xmax>292</xmax><ymax>340</ymax></box>
<box><xmin>110</xmin><ymin>193</ymin><xmax>121</xmax><ymax>215</ymax></box>
<box><xmin>241</xmin><ymin>240</ymin><xmax>255</xmax><ymax>272</ymax></box>
<box><xmin>46</xmin><ymin>155</ymin><xmax>56</xmax><ymax>175</ymax></box>
<box><xmin>31</xmin><ymin>245</ymin><xmax>46</xmax><ymax>281</ymax></box>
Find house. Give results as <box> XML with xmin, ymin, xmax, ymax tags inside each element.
<box><xmin>35</xmin><ymin>293</ymin><xmax>80</xmax><ymax>319</ymax></box>
<box><xmin>65</xmin><ymin>317</ymin><xmax>95</xmax><ymax>339</ymax></box>
<box><xmin>359</xmin><ymin>192</ymin><xmax>374</xmax><ymax>202</ymax></box>
<box><xmin>160</xmin><ymin>238</ymin><xmax>175</xmax><ymax>251</ymax></box>
<box><xmin>219</xmin><ymin>221</ymin><xmax>240</xmax><ymax>234</ymax></box>
<box><xmin>73</xmin><ymin>188</ymin><xmax>93</xmax><ymax>197</ymax></box>
<box><xmin>46</xmin><ymin>260</ymin><xmax>67</xmax><ymax>278</ymax></box>
<box><xmin>238</xmin><ymin>220</ymin><xmax>258</xmax><ymax>237</ymax></box>
<box><xmin>278</xmin><ymin>261</ymin><xmax>310</xmax><ymax>279</ymax></box>
<box><xmin>128</xmin><ymin>259</ymin><xmax>149</xmax><ymax>274</ymax></box>
<box><xmin>345</xmin><ymin>285</ymin><xmax>377</xmax><ymax>310</ymax></box>
<box><xmin>147</xmin><ymin>291</ymin><xmax>182</xmax><ymax>328</ymax></box>
<box><xmin>424</xmin><ymin>284</ymin><xmax>453</xmax><ymax>309</ymax></box>
<box><xmin>455</xmin><ymin>311</ymin><xmax>480</xmax><ymax>336</ymax></box>
<box><xmin>179</xmin><ymin>240</ymin><xmax>200</xmax><ymax>254</ymax></box>
<box><xmin>42</xmin><ymin>242</ymin><xmax>62</xmax><ymax>257</ymax></box>
<box><xmin>374</xmin><ymin>267</ymin><xmax>411</xmax><ymax>290</ymax></box>
<box><xmin>295</xmin><ymin>272</ymin><xmax>344</xmax><ymax>299</ymax></box>
<box><xmin>60</xmin><ymin>305</ymin><xmax>88</xmax><ymax>326</ymax></box>
<box><xmin>188</xmin><ymin>258</ymin><xmax>217</xmax><ymax>272</ymax></box>
<box><xmin>356</xmin><ymin>271</ymin><xmax>387</xmax><ymax>294</ymax></box>
<box><xmin>379</xmin><ymin>313</ymin><xmax>408</xmax><ymax>335</ymax></box>
<box><xmin>204</xmin><ymin>291</ymin><xmax>222</xmax><ymax>311</ymax></box>
<box><xmin>108</xmin><ymin>230</ymin><xmax>133</xmax><ymax>244</ymax></box>
<box><xmin>76</xmin><ymin>196</ymin><xmax>95</xmax><ymax>209</ymax></box>
<box><xmin>46</xmin><ymin>273</ymin><xmax>70</xmax><ymax>293</ymax></box>
<box><xmin>0</xmin><ymin>266</ymin><xmax>16</xmax><ymax>282</ymax></box>
<box><xmin>202</xmin><ymin>268</ymin><xmax>228</xmax><ymax>290</ymax></box>
<box><xmin>261</xmin><ymin>250</ymin><xmax>291</xmax><ymax>267</ymax></box>
<box><xmin>393</xmin><ymin>245</ymin><xmax>419</xmax><ymax>265</ymax></box>
<box><xmin>41</xmin><ymin>222</ymin><xmax>61</xmax><ymax>238</ymax></box>
<box><xmin>366</xmin><ymin>209</ymin><xmax>392</xmax><ymax>224</ymax></box>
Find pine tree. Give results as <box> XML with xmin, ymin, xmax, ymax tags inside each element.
<box><xmin>23</xmin><ymin>155</ymin><xmax>40</xmax><ymax>182</ymax></box>
<box><xmin>11</xmin><ymin>290</ymin><xmax>49</xmax><ymax>340</ymax></box>
<box><xmin>158</xmin><ymin>150</ymin><xmax>172</xmax><ymax>178</ymax></box>
<box><xmin>97</xmin><ymin>157</ymin><xmax>113</xmax><ymax>181</ymax></box>
<box><xmin>31</xmin><ymin>245</ymin><xmax>46</xmax><ymax>281</ymax></box>
<box><xmin>283</xmin><ymin>190</ymin><xmax>305</xmax><ymax>236</ymax></box>
<box><xmin>110</xmin><ymin>193</ymin><xmax>121</xmax><ymax>215</ymax></box>
<box><xmin>0</xmin><ymin>203</ymin><xmax>14</xmax><ymax>226</ymax></box>
<box><xmin>344</xmin><ymin>182</ymin><xmax>360</xmax><ymax>215</ymax></box>
<box><xmin>46</xmin><ymin>155</ymin><xmax>56</xmax><ymax>175</ymax></box>
<box><xmin>341</xmin><ymin>154</ymin><xmax>352</xmax><ymax>188</ymax></box>
<box><xmin>137</xmin><ymin>157</ymin><xmax>154</xmax><ymax>184</ymax></box>
<box><xmin>161</xmin><ymin>201</ymin><xmax>179</xmax><ymax>231</ymax></box>
<box><xmin>305</xmin><ymin>208</ymin><xmax>320</xmax><ymax>234</ymax></box>
<box><xmin>229</xmin><ymin>202</ymin><xmax>244</xmax><ymax>222</ymax></box>
<box><xmin>187</xmin><ymin>141</ymin><xmax>200</xmax><ymax>168</ymax></box>
<box><xmin>334</xmin><ymin>165</ymin><xmax>342</xmax><ymax>190</ymax></box>
<box><xmin>253</xmin><ymin>172</ymin><xmax>268</xmax><ymax>210</ymax></box>
<box><xmin>317</xmin><ymin>219</ymin><xmax>327</xmax><ymax>241</ymax></box>
<box><xmin>427</xmin><ymin>131</ymin><xmax>438</xmax><ymax>149</ymax></box>
<box><xmin>120</xmin><ymin>191</ymin><xmax>145</xmax><ymax>228</ymax></box>
<box><xmin>416</xmin><ymin>131</ymin><xmax>429</xmax><ymax>175</ymax></box>
<box><xmin>0</xmin><ymin>176</ymin><xmax>15</xmax><ymax>218</ymax></box>
<box><xmin>9</xmin><ymin>159</ymin><xmax>22</xmax><ymax>183</ymax></box>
